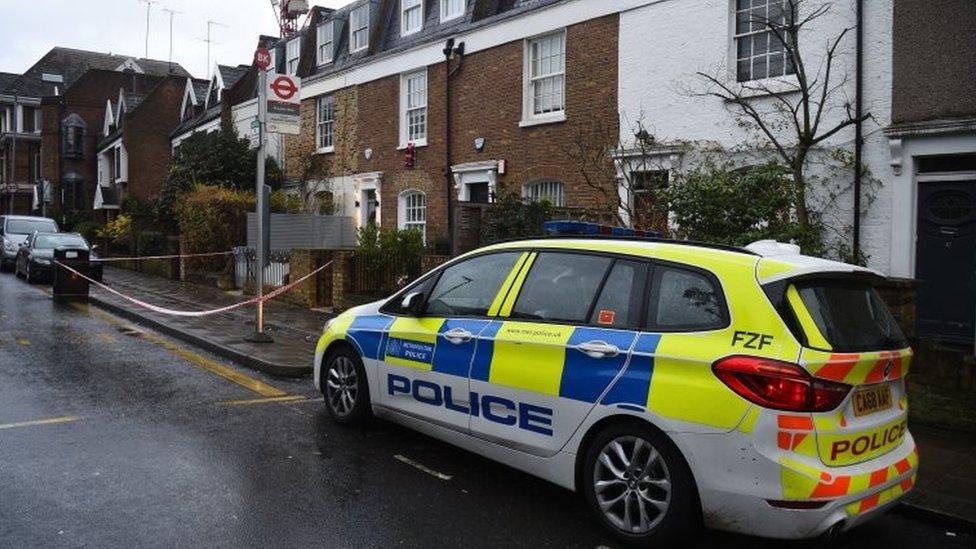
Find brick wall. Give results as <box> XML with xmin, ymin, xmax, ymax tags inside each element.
<box><xmin>40</xmin><ymin>70</ymin><xmax>163</xmax><ymax>212</ymax></box>
<box><xmin>123</xmin><ymin>77</ymin><xmax>185</xmax><ymax>202</ymax></box>
<box><xmin>284</xmin><ymin>87</ymin><xmax>359</xmax><ymax>183</ymax></box>
<box><xmin>287</xmin><ymin>14</ymin><xmax>620</xmax><ymax>248</ymax></box>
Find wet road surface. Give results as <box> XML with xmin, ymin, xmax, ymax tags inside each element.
<box><xmin>0</xmin><ymin>275</ymin><xmax>971</xmax><ymax>548</ymax></box>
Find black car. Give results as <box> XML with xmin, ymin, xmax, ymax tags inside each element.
<box><xmin>15</xmin><ymin>232</ymin><xmax>102</xmax><ymax>284</ymax></box>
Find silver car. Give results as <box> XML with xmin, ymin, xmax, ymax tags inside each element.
<box><xmin>0</xmin><ymin>215</ymin><xmax>60</xmax><ymax>271</ymax></box>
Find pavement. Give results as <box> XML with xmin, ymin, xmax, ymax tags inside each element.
<box><xmin>87</xmin><ymin>266</ymin><xmax>330</xmax><ymax>377</ymax></box>
<box><xmin>75</xmin><ymin>267</ymin><xmax>976</xmax><ymax>537</ymax></box>
<box><xmin>1</xmin><ymin>276</ymin><xmax>972</xmax><ymax>548</ymax></box>
<box><xmin>902</xmin><ymin>424</ymin><xmax>976</xmax><ymax>531</ymax></box>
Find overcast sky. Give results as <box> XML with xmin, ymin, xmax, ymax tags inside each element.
<box><xmin>0</xmin><ymin>0</ymin><xmax>345</xmax><ymax>80</ymax></box>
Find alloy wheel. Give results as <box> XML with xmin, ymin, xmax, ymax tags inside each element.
<box><xmin>593</xmin><ymin>435</ymin><xmax>672</xmax><ymax>534</ymax></box>
<box><xmin>326</xmin><ymin>356</ymin><xmax>358</xmax><ymax>417</ymax></box>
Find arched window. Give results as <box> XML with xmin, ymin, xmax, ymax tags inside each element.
<box><xmin>523</xmin><ymin>179</ymin><xmax>564</xmax><ymax>207</ymax></box>
<box><xmin>398</xmin><ymin>190</ymin><xmax>427</xmax><ymax>241</ymax></box>
<box><xmin>315</xmin><ymin>190</ymin><xmax>335</xmax><ymax>215</ymax></box>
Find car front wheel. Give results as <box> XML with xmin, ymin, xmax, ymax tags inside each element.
<box><xmin>581</xmin><ymin>421</ymin><xmax>698</xmax><ymax>546</ymax></box>
<box><xmin>322</xmin><ymin>346</ymin><xmax>371</xmax><ymax>425</ymax></box>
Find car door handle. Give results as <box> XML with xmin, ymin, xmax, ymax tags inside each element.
<box><xmin>577</xmin><ymin>340</ymin><xmax>620</xmax><ymax>359</ymax></box>
<box><xmin>443</xmin><ymin>327</ymin><xmax>474</xmax><ymax>345</ymax></box>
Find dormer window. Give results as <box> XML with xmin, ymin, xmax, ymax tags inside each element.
<box><xmin>317</xmin><ymin>21</ymin><xmax>334</xmax><ymax>65</ymax></box>
<box><xmin>440</xmin><ymin>0</ymin><xmax>464</xmax><ymax>22</ymax></box>
<box><xmin>208</xmin><ymin>79</ymin><xmax>220</xmax><ymax>107</ymax></box>
<box><xmin>287</xmin><ymin>37</ymin><xmax>301</xmax><ymax>75</ymax></box>
<box><xmin>350</xmin><ymin>4</ymin><xmax>369</xmax><ymax>53</ymax></box>
<box><xmin>183</xmin><ymin>100</ymin><xmax>195</xmax><ymax>121</ymax></box>
<box><xmin>402</xmin><ymin>0</ymin><xmax>423</xmax><ymax>36</ymax></box>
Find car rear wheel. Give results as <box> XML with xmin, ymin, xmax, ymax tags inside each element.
<box><xmin>322</xmin><ymin>347</ymin><xmax>371</xmax><ymax>425</ymax></box>
<box><xmin>581</xmin><ymin>421</ymin><xmax>698</xmax><ymax>546</ymax></box>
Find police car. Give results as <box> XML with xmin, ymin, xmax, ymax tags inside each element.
<box><xmin>313</xmin><ymin>222</ymin><xmax>916</xmax><ymax>544</ymax></box>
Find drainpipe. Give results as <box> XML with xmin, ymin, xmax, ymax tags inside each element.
<box><xmin>852</xmin><ymin>0</ymin><xmax>864</xmax><ymax>261</ymax></box>
<box><xmin>443</xmin><ymin>39</ymin><xmax>455</xmax><ymax>256</ymax></box>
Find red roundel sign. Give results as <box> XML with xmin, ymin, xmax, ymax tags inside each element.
<box><xmin>270</xmin><ymin>76</ymin><xmax>299</xmax><ymax>102</ymax></box>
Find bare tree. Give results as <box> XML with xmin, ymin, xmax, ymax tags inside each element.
<box><xmin>695</xmin><ymin>0</ymin><xmax>867</xmax><ymax>228</ymax></box>
<box><xmin>564</xmin><ymin>114</ymin><xmax>674</xmax><ymax>231</ymax></box>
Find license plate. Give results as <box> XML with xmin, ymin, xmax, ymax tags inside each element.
<box><xmin>852</xmin><ymin>384</ymin><xmax>892</xmax><ymax>417</ymax></box>
<box><xmin>66</xmin><ymin>251</ymin><xmax>78</xmax><ymax>259</ymax></box>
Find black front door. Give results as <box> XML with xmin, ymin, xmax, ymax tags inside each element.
<box><xmin>915</xmin><ymin>180</ymin><xmax>976</xmax><ymax>344</ymax></box>
<box><xmin>468</xmin><ymin>182</ymin><xmax>489</xmax><ymax>204</ymax></box>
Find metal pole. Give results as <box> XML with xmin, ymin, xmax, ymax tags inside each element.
<box><xmin>246</xmin><ymin>70</ymin><xmax>272</xmax><ymax>343</ymax></box>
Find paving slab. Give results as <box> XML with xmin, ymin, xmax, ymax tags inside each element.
<box><xmin>902</xmin><ymin>423</ymin><xmax>976</xmax><ymax>532</ymax></box>
<box><xmin>88</xmin><ymin>267</ymin><xmax>330</xmax><ymax>377</ymax></box>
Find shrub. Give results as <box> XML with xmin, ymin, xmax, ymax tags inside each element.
<box><xmin>175</xmin><ymin>185</ymin><xmax>252</xmax><ymax>254</ymax></box>
<box><xmin>354</xmin><ymin>225</ymin><xmax>426</xmax><ymax>294</ymax></box>
<box><xmin>72</xmin><ymin>221</ymin><xmax>103</xmax><ymax>242</ymax></box>
<box><xmin>97</xmin><ymin>214</ymin><xmax>133</xmax><ymax>242</ymax></box>
<box><xmin>481</xmin><ymin>191</ymin><xmax>556</xmax><ymax>244</ymax></box>
<box><xmin>663</xmin><ymin>162</ymin><xmax>823</xmax><ymax>254</ymax></box>
<box><xmin>136</xmin><ymin>231</ymin><xmax>167</xmax><ymax>257</ymax></box>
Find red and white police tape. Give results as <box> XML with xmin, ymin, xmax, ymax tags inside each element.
<box><xmin>90</xmin><ymin>251</ymin><xmax>236</xmax><ymax>263</ymax></box>
<box><xmin>53</xmin><ymin>260</ymin><xmax>334</xmax><ymax>318</ymax></box>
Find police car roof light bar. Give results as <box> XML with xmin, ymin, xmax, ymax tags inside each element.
<box><xmin>536</xmin><ymin>221</ymin><xmax>758</xmax><ymax>256</ymax></box>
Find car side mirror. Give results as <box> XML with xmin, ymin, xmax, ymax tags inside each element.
<box><xmin>400</xmin><ymin>292</ymin><xmax>424</xmax><ymax>316</ymax></box>
<box><xmin>91</xmin><ymin>244</ymin><xmax>99</xmax><ymax>251</ymax></box>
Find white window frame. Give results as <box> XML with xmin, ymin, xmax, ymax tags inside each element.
<box><xmin>440</xmin><ymin>0</ymin><xmax>465</xmax><ymax>23</ymax></box>
<box><xmin>316</xmin><ymin>95</ymin><xmax>335</xmax><ymax>153</ymax></box>
<box><xmin>398</xmin><ymin>189</ymin><xmax>427</xmax><ymax>242</ymax></box>
<box><xmin>521</xmin><ymin>30</ymin><xmax>567</xmax><ymax>127</ymax></box>
<box><xmin>730</xmin><ymin>0</ymin><xmax>795</xmax><ymax>83</ymax></box>
<box><xmin>400</xmin><ymin>69</ymin><xmax>428</xmax><ymax>148</ymax></box>
<box><xmin>287</xmin><ymin>37</ymin><xmax>301</xmax><ymax>75</ymax></box>
<box><xmin>317</xmin><ymin>21</ymin><xmax>335</xmax><ymax>65</ymax></box>
<box><xmin>523</xmin><ymin>180</ymin><xmax>565</xmax><ymax>207</ymax></box>
<box><xmin>401</xmin><ymin>0</ymin><xmax>423</xmax><ymax>36</ymax></box>
<box><xmin>113</xmin><ymin>145</ymin><xmax>122</xmax><ymax>182</ymax></box>
<box><xmin>350</xmin><ymin>5</ymin><xmax>370</xmax><ymax>53</ymax></box>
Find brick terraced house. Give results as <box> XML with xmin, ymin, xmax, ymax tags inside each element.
<box><xmin>2</xmin><ymin>47</ymin><xmax>189</xmax><ymax>216</ymax></box>
<box><xmin>94</xmin><ymin>75</ymin><xmax>189</xmax><ymax>215</ymax></box>
<box><xmin>280</xmin><ymin>0</ymin><xmax>624</xmax><ymax>253</ymax></box>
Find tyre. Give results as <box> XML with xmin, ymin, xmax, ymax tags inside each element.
<box><xmin>321</xmin><ymin>346</ymin><xmax>372</xmax><ymax>425</ymax></box>
<box><xmin>581</xmin><ymin>421</ymin><xmax>699</xmax><ymax>546</ymax></box>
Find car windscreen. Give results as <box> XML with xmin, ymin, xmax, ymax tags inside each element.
<box><xmin>34</xmin><ymin>235</ymin><xmax>88</xmax><ymax>250</ymax></box>
<box><xmin>792</xmin><ymin>279</ymin><xmax>908</xmax><ymax>352</ymax></box>
<box><xmin>6</xmin><ymin>218</ymin><xmax>58</xmax><ymax>235</ymax></box>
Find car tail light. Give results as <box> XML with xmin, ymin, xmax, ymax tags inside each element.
<box><xmin>713</xmin><ymin>356</ymin><xmax>851</xmax><ymax>412</ymax></box>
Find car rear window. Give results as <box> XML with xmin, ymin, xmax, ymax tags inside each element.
<box><xmin>6</xmin><ymin>218</ymin><xmax>58</xmax><ymax>235</ymax></box>
<box><xmin>647</xmin><ymin>265</ymin><xmax>728</xmax><ymax>331</ymax></box>
<box><xmin>792</xmin><ymin>279</ymin><xmax>908</xmax><ymax>352</ymax></box>
<box><xmin>35</xmin><ymin>234</ymin><xmax>88</xmax><ymax>249</ymax></box>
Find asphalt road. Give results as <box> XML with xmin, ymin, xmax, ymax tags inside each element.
<box><xmin>0</xmin><ymin>275</ymin><xmax>971</xmax><ymax>548</ymax></box>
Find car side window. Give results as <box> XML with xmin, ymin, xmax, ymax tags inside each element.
<box><xmin>510</xmin><ymin>252</ymin><xmax>613</xmax><ymax>324</ymax></box>
<box><xmin>588</xmin><ymin>260</ymin><xmax>648</xmax><ymax>329</ymax></box>
<box><xmin>647</xmin><ymin>264</ymin><xmax>727</xmax><ymax>331</ymax></box>
<box><xmin>424</xmin><ymin>252</ymin><xmax>522</xmax><ymax>317</ymax></box>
